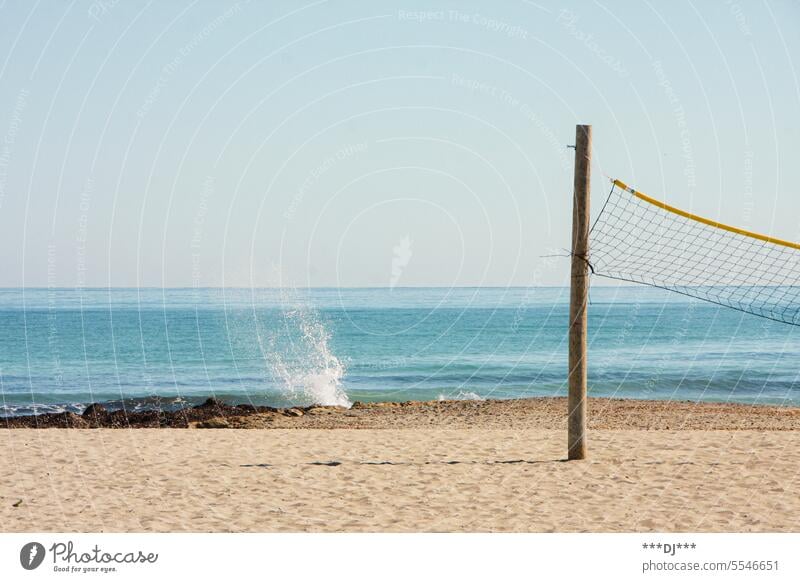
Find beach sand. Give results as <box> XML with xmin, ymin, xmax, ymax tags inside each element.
<box><xmin>2</xmin><ymin>398</ymin><xmax>799</xmax><ymax>532</ymax></box>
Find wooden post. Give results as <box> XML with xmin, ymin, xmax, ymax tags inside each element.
<box><xmin>568</xmin><ymin>124</ymin><xmax>591</xmax><ymax>460</ymax></box>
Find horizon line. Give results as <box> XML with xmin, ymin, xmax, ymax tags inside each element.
<box><xmin>0</xmin><ymin>285</ymin><xmax>586</xmax><ymax>290</ymax></box>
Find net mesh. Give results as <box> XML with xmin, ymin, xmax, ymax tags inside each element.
<box><xmin>589</xmin><ymin>181</ymin><xmax>800</xmax><ymax>325</ymax></box>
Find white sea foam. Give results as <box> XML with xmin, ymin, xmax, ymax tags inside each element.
<box><xmin>437</xmin><ymin>390</ymin><xmax>484</xmax><ymax>402</ymax></box>
<box><xmin>262</xmin><ymin>301</ymin><xmax>351</xmax><ymax>408</ymax></box>
<box><xmin>0</xmin><ymin>402</ymin><xmax>88</xmax><ymax>416</ymax></box>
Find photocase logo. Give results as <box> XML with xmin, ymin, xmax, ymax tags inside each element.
<box><xmin>20</xmin><ymin>542</ymin><xmax>46</xmax><ymax>570</ymax></box>
<box><xmin>390</xmin><ymin>235</ymin><xmax>413</xmax><ymax>289</ymax></box>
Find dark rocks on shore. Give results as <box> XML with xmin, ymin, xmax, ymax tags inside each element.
<box><xmin>82</xmin><ymin>403</ymin><xmax>109</xmax><ymax>427</ymax></box>
<box><xmin>3</xmin><ymin>398</ymin><xmax>800</xmax><ymax>430</ymax></box>
<box><xmin>5</xmin><ymin>411</ymin><xmax>92</xmax><ymax>429</ymax></box>
<box><xmin>0</xmin><ymin>398</ymin><xmax>320</xmax><ymax>429</ymax></box>
<box><xmin>49</xmin><ymin>412</ymin><xmax>89</xmax><ymax>428</ymax></box>
<box><xmin>197</xmin><ymin>397</ymin><xmax>226</xmax><ymax>409</ymax></box>
<box><xmin>196</xmin><ymin>417</ymin><xmax>230</xmax><ymax>429</ymax></box>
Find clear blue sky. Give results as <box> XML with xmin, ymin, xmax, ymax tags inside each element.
<box><xmin>1</xmin><ymin>0</ymin><xmax>798</xmax><ymax>287</ymax></box>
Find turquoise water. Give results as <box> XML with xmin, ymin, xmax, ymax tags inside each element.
<box><xmin>1</xmin><ymin>286</ymin><xmax>799</xmax><ymax>415</ymax></box>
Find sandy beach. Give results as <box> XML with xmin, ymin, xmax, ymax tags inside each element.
<box><xmin>2</xmin><ymin>398</ymin><xmax>799</xmax><ymax>532</ymax></box>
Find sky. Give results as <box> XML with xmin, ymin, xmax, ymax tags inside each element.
<box><xmin>0</xmin><ymin>0</ymin><xmax>798</xmax><ymax>288</ymax></box>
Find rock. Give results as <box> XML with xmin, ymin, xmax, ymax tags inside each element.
<box><xmin>83</xmin><ymin>403</ymin><xmax>108</xmax><ymax>416</ymax></box>
<box><xmin>55</xmin><ymin>412</ymin><xmax>89</xmax><ymax>428</ymax></box>
<box><xmin>196</xmin><ymin>417</ymin><xmax>230</xmax><ymax>429</ymax></box>
<box><xmin>196</xmin><ymin>397</ymin><xmax>225</xmax><ymax>409</ymax></box>
<box><xmin>82</xmin><ymin>403</ymin><xmax>108</xmax><ymax>425</ymax></box>
<box><xmin>350</xmin><ymin>401</ymin><xmax>366</xmax><ymax>409</ymax></box>
<box><xmin>284</xmin><ymin>408</ymin><xmax>304</xmax><ymax>417</ymax></box>
<box><xmin>307</xmin><ymin>407</ymin><xmax>336</xmax><ymax>415</ymax></box>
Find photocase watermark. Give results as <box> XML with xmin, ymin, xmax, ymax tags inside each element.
<box><xmin>0</xmin><ymin>87</ymin><xmax>29</xmax><ymax>210</ymax></box>
<box><xmin>76</xmin><ymin>178</ymin><xmax>94</xmax><ymax>290</ymax></box>
<box><xmin>652</xmin><ymin>60</ymin><xmax>696</xmax><ymax>192</ymax></box>
<box><xmin>390</xmin><ymin>235</ymin><xmax>413</xmax><ymax>289</ymax></box>
<box><xmin>47</xmin><ymin>242</ymin><xmax>65</xmax><ymax>388</ymax></box>
<box><xmin>362</xmin><ymin>356</ymin><xmax>411</xmax><ymax>370</ymax></box>
<box><xmin>285</xmin><ymin>141</ymin><xmax>368</xmax><ymax>221</ymax></box>
<box><xmin>510</xmin><ymin>249</ymin><xmax>560</xmax><ymax>332</ymax></box>
<box><xmin>20</xmin><ymin>542</ymin><xmax>46</xmax><ymax>570</ymax></box>
<box><xmin>451</xmin><ymin>72</ymin><xmax>516</xmax><ymax>102</ymax></box>
<box><xmin>557</xmin><ymin>9</ymin><xmax>628</xmax><ymax>77</ymax></box>
<box><xmin>191</xmin><ymin>175</ymin><xmax>215</xmax><ymax>292</ymax></box>
<box><xmin>641</xmin><ymin>298</ymin><xmax>698</xmax><ymax>396</ymax></box>
<box><xmin>725</xmin><ymin>0</ymin><xmax>752</xmax><ymax>37</ymax></box>
<box><xmin>87</xmin><ymin>0</ymin><xmax>121</xmax><ymax>23</ymax></box>
<box><xmin>741</xmin><ymin>147</ymin><xmax>754</xmax><ymax>224</ymax></box>
<box><xmin>137</xmin><ymin>3</ymin><xmax>243</xmax><ymax>118</ymax></box>
<box><xmin>398</xmin><ymin>10</ymin><xmax>528</xmax><ymax>39</ymax></box>
<box><xmin>450</xmin><ymin>73</ymin><xmax>570</xmax><ymax>171</ymax></box>
<box><xmin>449</xmin><ymin>10</ymin><xmax>528</xmax><ymax>39</ymax></box>
<box><xmin>397</xmin><ymin>10</ymin><xmax>445</xmax><ymax>23</ymax></box>
<box><xmin>19</xmin><ymin>540</ymin><xmax>159</xmax><ymax>574</ymax></box>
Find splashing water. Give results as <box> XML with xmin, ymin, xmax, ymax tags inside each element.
<box><xmin>438</xmin><ymin>390</ymin><xmax>484</xmax><ymax>402</ymax></box>
<box><xmin>265</xmin><ymin>306</ymin><xmax>351</xmax><ymax>408</ymax></box>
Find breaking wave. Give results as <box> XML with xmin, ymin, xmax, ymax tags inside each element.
<box><xmin>261</xmin><ymin>303</ymin><xmax>351</xmax><ymax>408</ymax></box>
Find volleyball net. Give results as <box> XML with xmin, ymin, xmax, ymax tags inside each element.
<box><xmin>589</xmin><ymin>179</ymin><xmax>800</xmax><ymax>325</ymax></box>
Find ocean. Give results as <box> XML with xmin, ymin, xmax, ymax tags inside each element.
<box><xmin>1</xmin><ymin>286</ymin><xmax>798</xmax><ymax>416</ymax></box>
